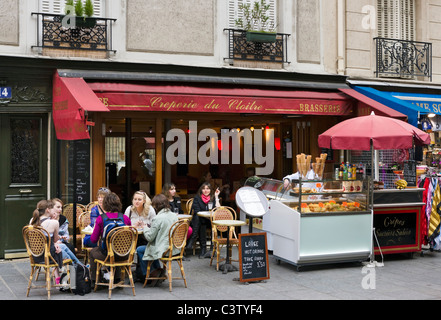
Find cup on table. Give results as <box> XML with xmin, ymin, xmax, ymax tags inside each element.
<box><xmin>174</xmin><ymin>207</ymin><xmax>179</xmax><ymax>215</ymax></box>
<box><xmin>208</xmin><ymin>202</ymin><xmax>213</xmax><ymax>210</ymax></box>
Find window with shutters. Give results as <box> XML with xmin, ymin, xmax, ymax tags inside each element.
<box><xmin>39</xmin><ymin>0</ymin><xmax>104</xmax><ymax>17</ymax></box>
<box><xmin>224</xmin><ymin>0</ymin><xmax>290</xmax><ymax>69</ymax></box>
<box><xmin>375</xmin><ymin>0</ymin><xmax>432</xmax><ymax>80</ymax></box>
<box><xmin>377</xmin><ymin>0</ymin><xmax>414</xmax><ymax>41</ymax></box>
<box><xmin>228</xmin><ymin>0</ymin><xmax>277</xmax><ymax>31</ymax></box>
<box><xmin>32</xmin><ymin>0</ymin><xmax>116</xmax><ymax>58</ymax></box>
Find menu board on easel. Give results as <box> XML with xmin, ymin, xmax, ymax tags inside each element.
<box><xmin>239</xmin><ymin>233</ymin><xmax>270</xmax><ymax>282</ymax></box>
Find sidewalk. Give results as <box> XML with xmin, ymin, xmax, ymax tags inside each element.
<box><xmin>1</xmin><ymin>247</ymin><xmax>441</xmax><ymax>301</ymax></box>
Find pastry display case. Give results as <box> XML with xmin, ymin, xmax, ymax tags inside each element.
<box><xmin>243</xmin><ymin>177</ymin><xmax>373</xmax><ymax>270</ymax></box>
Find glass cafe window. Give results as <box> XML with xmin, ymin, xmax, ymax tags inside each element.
<box><xmin>104</xmin><ymin>119</ymin><xmax>156</xmax><ymax>205</ymax></box>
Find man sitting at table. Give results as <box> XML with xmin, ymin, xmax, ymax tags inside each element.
<box><xmin>135</xmin><ymin>194</ymin><xmax>179</xmax><ymax>286</ymax></box>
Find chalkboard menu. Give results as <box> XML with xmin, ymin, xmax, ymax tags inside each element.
<box><xmin>403</xmin><ymin>160</ymin><xmax>416</xmax><ymax>187</ymax></box>
<box><xmin>68</xmin><ymin>139</ymin><xmax>90</xmax><ymax>205</ymax></box>
<box><xmin>239</xmin><ymin>233</ymin><xmax>270</xmax><ymax>282</ymax></box>
<box><xmin>374</xmin><ymin>209</ymin><xmax>418</xmax><ymax>249</ymax></box>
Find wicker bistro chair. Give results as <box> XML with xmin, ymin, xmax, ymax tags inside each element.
<box><xmin>209</xmin><ymin>206</ymin><xmax>239</xmax><ymax>271</ymax></box>
<box><xmin>143</xmin><ymin>219</ymin><xmax>189</xmax><ymax>292</ymax></box>
<box><xmin>63</xmin><ymin>203</ymin><xmax>86</xmax><ymax>250</ymax></box>
<box><xmin>185</xmin><ymin>198</ymin><xmax>194</xmax><ymax>216</ymax></box>
<box><xmin>22</xmin><ymin>225</ymin><xmax>73</xmax><ymax>300</ymax></box>
<box><xmin>79</xmin><ymin>211</ymin><xmax>93</xmax><ymax>264</ymax></box>
<box><xmin>93</xmin><ymin>226</ymin><xmax>137</xmax><ymax>299</ymax></box>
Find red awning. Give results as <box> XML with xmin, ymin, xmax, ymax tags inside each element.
<box><xmin>89</xmin><ymin>82</ymin><xmax>354</xmax><ymax>116</ymax></box>
<box><xmin>53</xmin><ymin>73</ymin><xmax>109</xmax><ymax>140</ymax></box>
<box><xmin>339</xmin><ymin>88</ymin><xmax>407</xmax><ymax>120</ymax></box>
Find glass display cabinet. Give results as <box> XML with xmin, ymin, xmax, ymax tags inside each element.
<box><xmin>243</xmin><ymin>177</ymin><xmax>373</xmax><ymax>270</ymax></box>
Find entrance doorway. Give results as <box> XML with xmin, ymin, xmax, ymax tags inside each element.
<box><xmin>0</xmin><ymin>114</ymin><xmax>48</xmax><ymax>258</ymax></box>
<box><xmin>104</xmin><ymin>118</ymin><xmax>156</xmax><ymax>207</ymax></box>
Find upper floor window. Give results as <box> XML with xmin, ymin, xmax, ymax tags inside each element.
<box><xmin>228</xmin><ymin>0</ymin><xmax>277</xmax><ymax>31</ymax></box>
<box><xmin>39</xmin><ymin>0</ymin><xmax>105</xmax><ymax>16</ymax></box>
<box><xmin>377</xmin><ymin>0</ymin><xmax>415</xmax><ymax>41</ymax></box>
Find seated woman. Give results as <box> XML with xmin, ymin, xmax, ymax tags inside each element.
<box><xmin>162</xmin><ymin>183</ymin><xmax>192</xmax><ymax>241</ymax></box>
<box><xmin>162</xmin><ymin>183</ymin><xmax>183</xmax><ymax>214</ymax></box>
<box><xmin>124</xmin><ymin>190</ymin><xmax>156</xmax><ymax>246</ymax></box>
<box><xmin>30</xmin><ymin>200</ymin><xmax>64</xmax><ymax>284</ymax></box>
<box><xmin>84</xmin><ymin>187</ymin><xmax>111</xmax><ymax>248</ymax></box>
<box><xmin>90</xmin><ymin>187</ymin><xmax>111</xmax><ymax>227</ymax></box>
<box><xmin>50</xmin><ymin>198</ymin><xmax>82</xmax><ymax>266</ymax></box>
<box><xmin>135</xmin><ymin>194</ymin><xmax>179</xmax><ymax>286</ymax></box>
<box><xmin>186</xmin><ymin>182</ymin><xmax>220</xmax><ymax>258</ymax></box>
<box><xmin>88</xmin><ymin>192</ymin><xmax>132</xmax><ymax>284</ymax></box>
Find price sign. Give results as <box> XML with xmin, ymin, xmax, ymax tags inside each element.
<box><xmin>239</xmin><ymin>233</ymin><xmax>270</xmax><ymax>282</ymax></box>
<box><xmin>0</xmin><ymin>87</ymin><xmax>12</xmax><ymax>99</ymax></box>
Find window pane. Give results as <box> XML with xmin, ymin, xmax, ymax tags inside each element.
<box><xmin>10</xmin><ymin>119</ymin><xmax>40</xmax><ymax>184</ymax></box>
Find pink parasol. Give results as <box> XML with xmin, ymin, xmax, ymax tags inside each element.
<box><xmin>318</xmin><ymin>113</ymin><xmax>430</xmax><ymax>151</ymax></box>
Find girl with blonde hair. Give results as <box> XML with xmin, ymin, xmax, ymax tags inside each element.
<box><xmin>124</xmin><ymin>190</ymin><xmax>156</xmax><ymax>246</ymax></box>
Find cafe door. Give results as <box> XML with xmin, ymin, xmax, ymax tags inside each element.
<box><xmin>0</xmin><ymin>114</ymin><xmax>48</xmax><ymax>258</ymax></box>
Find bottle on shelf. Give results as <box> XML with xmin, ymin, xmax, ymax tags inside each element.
<box><xmin>338</xmin><ymin>163</ymin><xmax>343</xmax><ymax>180</ymax></box>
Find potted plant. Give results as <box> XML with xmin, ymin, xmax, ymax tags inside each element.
<box><xmin>235</xmin><ymin>0</ymin><xmax>277</xmax><ymax>43</ymax></box>
<box><xmin>64</xmin><ymin>0</ymin><xmax>96</xmax><ymax>28</ymax></box>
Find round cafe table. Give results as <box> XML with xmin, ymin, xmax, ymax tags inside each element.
<box><xmin>197</xmin><ymin>211</ymin><xmax>211</xmax><ymax>219</ymax></box>
<box><xmin>211</xmin><ymin>220</ymin><xmax>246</xmax><ymax>274</ymax></box>
<box><xmin>178</xmin><ymin>214</ymin><xmax>192</xmax><ymax>220</ymax></box>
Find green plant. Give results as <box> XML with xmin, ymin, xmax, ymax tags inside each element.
<box><xmin>235</xmin><ymin>0</ymin><xmax>276</xmax><ymax>32</ymax></box>
<box><xmin>75</xmin><ymin>0</ymin><xmax>84</xmax><ymax>17</ymax></box>
<box><xmin>65</xmin><ymin>0</ymin><xmax>74</xmax><ymax>15</ymax></box>
<box><xmin>84</xmin><ymin>0</ymin><xmax>94</xmax><ymax>17</ymax></box>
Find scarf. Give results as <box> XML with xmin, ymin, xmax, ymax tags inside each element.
<box><xmin>201</xmin><ymin>194</ymin><xmax>211</xmax><ymax>204</ymax></box>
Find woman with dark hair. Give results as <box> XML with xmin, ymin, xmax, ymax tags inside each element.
<box><xmin>88</xmin><ymin>192</ymin><xmax>132</xmax><ymax>284</ymax></box>
<box><xmin>135</xmin><ymin>194</ymin><xmax>179</xmax><ymax>286</ymax></box>
<box><xmin>162</xmin><ymin>183</ymin><xmax>183</xmax><ymax>214</ymax></box>
<box><xmin>30</xmin><ymin>200</ymin><xmax>64</xmax><ymax>282</ymax></box>
<box><xmin>186</xmin><ymin>182</ymin><xmax>220</xmax><ymax>258</ymax></box>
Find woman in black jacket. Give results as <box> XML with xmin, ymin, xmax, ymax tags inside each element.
<box><xmin>186</xmin><ymin>182</ymin><xmax>220</xmax><ymax>258</ymax></box>
<box><xmin>162</xmin><ymin>183</ymin><xmax>183</xmax><ymax>214</ymax></box>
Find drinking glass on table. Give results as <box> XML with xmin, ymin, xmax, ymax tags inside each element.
<box><xmin>208</xmin><ymin>202</ymin><xmax>213</xmax><ymax>210</ymax></box>
<box><xmin>174</xmin><ymin>207</ymin><xmax>179</xmax><ymax>215</ymax></box>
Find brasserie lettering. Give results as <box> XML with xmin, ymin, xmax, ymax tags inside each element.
<box><xmin>299</xmin><ymin>103</ymin><xmax>341</xmax><ymax>113</ymax></box>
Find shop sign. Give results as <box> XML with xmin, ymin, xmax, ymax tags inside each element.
<box><xmin>373</xmin><ymin>208</ymin><xmax>421</xmax><ymax>254</ymax></box>
<box><xmin>95</xmin><ymin>93</ymin><xmax>352</xmax><ymax>116</ymax></box>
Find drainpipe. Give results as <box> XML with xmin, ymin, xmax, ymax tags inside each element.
<box><xmin>337</xmin><ymin>0</ymin><xmax>346</xmax><ymax>75</ymax></box>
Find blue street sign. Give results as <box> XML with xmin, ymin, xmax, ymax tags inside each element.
<box><xmin>0</xmin><ymin>87</ymin><xmax>11</xmax><ymax>99</ymax></box>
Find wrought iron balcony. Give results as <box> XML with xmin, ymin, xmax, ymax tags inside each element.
<box><xmin>31</xmin><ymin>12</ymin><xmax>116</xmax><ymax>55</ymax></box>
<box><xmin>224</xmin><ymin>28</ymin><xmax>290</xmax><ymax>66</ymax></box>
<box><xmin>375</xmin><ymin>37</ymin><xmax>432</xmax><ymax>81</ymax></box>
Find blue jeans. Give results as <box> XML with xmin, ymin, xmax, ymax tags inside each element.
<box><xmin>59</xmin><ymin>243</ymin><xmax>82</xmax><ymax>265</ymax></box>
<box><xmin>136</xmin><ymin>245</ymin><xmax>160</xmax><ymax>277</ymax></box>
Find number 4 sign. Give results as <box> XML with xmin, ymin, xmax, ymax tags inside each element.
<box><xmin>0</xmin><ymin>87</ymin><xmax>11</xmax><ymax>99</ymax></box>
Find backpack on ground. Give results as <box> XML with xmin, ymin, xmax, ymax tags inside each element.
<box><xmin>72</xmin><ymin>264</ymin><xmax>91</xmax><ymax>296</ymax></box>
<box><xmin>100</xmin><ymin>212</ymin><xmax>126</xmax><ymax>253</ymax></box>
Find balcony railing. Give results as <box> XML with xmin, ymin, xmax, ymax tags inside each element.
<box><xmin>31</xmin><ymin>12</ymin><xmax>116</xmax><ymax>55</ymax></box>
<box><xmin>375</xmin><ymin>37</ymin><xmax>432</xmax><ymax>81</ymax></box>
<box><xmin>224</xmin><ymin>28</ymin><xmax>290</xmax><ymax>66</ymax></box>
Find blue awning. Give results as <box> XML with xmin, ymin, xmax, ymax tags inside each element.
<box><xmin>352</xmin><ymin>86</ymin><xmax>441</xmax><ymax>128</ymax></box>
